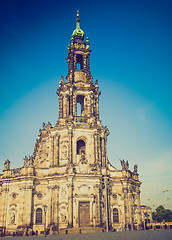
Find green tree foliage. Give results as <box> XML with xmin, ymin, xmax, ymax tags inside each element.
<box><xmin>152</xmin><ymin>205</ymin><xmax>172</xmax><ymax>222</ymax></box>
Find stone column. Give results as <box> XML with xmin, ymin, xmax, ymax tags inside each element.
<box><xmin>54</xmin><ymin>135</ymin><xmax>60</xmax><ymax>166</ymax></box>
<box><xmin>94</xmin><ymin>134</ymin><xmax>98</xmax><ymax>164</ymax></box>
<box><xmin>69</xmin><ymin>95</ymin><xmax>73</xmax><ymax>116</ymax></box>
<box><xmin>74</xmin><ymin>54</ymin><xmax>77</xmax><ymax>70</ymax></box>
<box><xmin>123</xmin><ymin>186</ymin><xmax>129</xmax><ymax>229</ymax></box>
<box><xmin>59</xmin><ymin>95</ymin><xmax>63</xmax><ymax>118</ymax></box>
<box><xmin>90</xmin><ymin>94</ymin><xmax>93</xmax><ymax>116</ymax></box>
<box><xmin>0</xmin><ymin>186</ymin><xmax>9</xmax><ymax>232</ymax></box>
<box><xmin>76</xmin><ymin>200</ymin><xmax>79</xmax><ymax>228</ymax></box>
<box><xmin>50</xmin><ymin>136</ymin><xmax>54</xmax><ymax>166</ymax></box>
<box><xmin>88</xmin><ymin>54</ymin><xmax>90</xmax><ymax>70</ymax></box>
<box><xmin>54</xmin><ymin>186</ymin><xmax>59</xmax><ymax>227</ymax></box>
<box><xmin>67</xmin><ymin>182</ymin><xmax>73</xmax><ymax>227</ymax></box>
<box><xmin>96</xmin><ymin>95</ymin><xmax>99</xmax><ymax>119</ymax></box>
<box><xmin>92</xmin><ymin>200</ymin><xmax>96</xmax><ymax>227</ymax></box>
<box><xmin>83</xmin><ymin>55</ymin><xmax>87</xmax><ymax>71</ymax></box>
<box><xmin>63</xmin><ymin>96</ymin><xmax>67</xmax><ymax>118</ymax></box>
<box><xmin>47</xmin><ymin>186</ymin><xmax>53</xmax><ymax>226</ymax></box>
<box><xmin>73</xmin><ymin>94</ymin><xmax>77</xmax><ymax>116</ymax></box>
<box><xmin>87</xmin><ymin>95</ymin><xmax>91</xmax><ymax>117</ymax></box>
<box><xmin>94</xmin><ymin>184</ymin><xmax>100</xmax><ymax>226</ymax></box>
<box><xmin>18</xmin><ymin>185</ymin><xmax>26</xmax><ymax>226</ymax></box>
<box><xmin>68</xmin><ymin>129</ymin><xmax>73</xmax><ymax>164</ymax></box>
<box><xmin>22</xmin><ymin>184</ymin><xmax>33</xmax><ymax>227</ymax></box>
<box><xmin>128</xmin><ymin>188</ymin><xmax>133</xmax><ymax>229</ymax></box>
<box><xmin>101</xmin><ymin>137</ymin><xmax>105</xmax><ymax>167</ymax></box>
<box><xmin>48</xmin><ymin>185</ymin><xmax>59</xmax><ymax>229</ymax></box>
<box><xmin>90</xmin><ymin>199</ymin><xmax>93</xmax><ymax>227</ymax></box>
<box><xmin>136</xmin><ymin>188</ymin><xmax>142</xmax><ymax>228</ymax></box>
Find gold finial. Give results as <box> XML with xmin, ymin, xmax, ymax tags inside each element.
<box><xmin>77</xmin><ymin>10</ymin><xmax>79</xmax><ymax>18</ymax></box>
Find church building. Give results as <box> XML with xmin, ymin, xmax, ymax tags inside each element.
<box><xmin>0</xmin><ymin>12</ymin><xmax>142</xmax><ymax>235</ymax></box>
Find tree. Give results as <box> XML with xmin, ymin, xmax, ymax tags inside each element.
<box><xmin>152</xmin><ymin>205</ymin><xmax>172</xmax><ymax>222</ymax></box>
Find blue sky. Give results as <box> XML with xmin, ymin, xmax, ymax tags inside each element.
<box><xmin>0</xmin><ymin>0</ymin><xmax>172</xmax><ymax>210</ymax></box>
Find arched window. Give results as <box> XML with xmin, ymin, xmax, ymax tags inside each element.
<box><xmin>76</xmin><ymin>54</ymin><xmax>83</xmax><ymax>70</ymax></box>
<box><xmin>77</xmin><ymin>139</ymin><xmax>86</xmax><ymax>156</ymax></box>
<box><xmin>36</xmin><ymin>208</ymin><xmax>42</xmax><ymax>224</ymax></box>
<box><xmin>113</xmin><ymin>208</ymin><xmax>119</xmax><ymax>223</ymax></box>
<box><xmin>76</xmin><ymin>95</ymin><xmax>84</xmax><ymax>116</ymax></box>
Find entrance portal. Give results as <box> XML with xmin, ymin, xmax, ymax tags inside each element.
<box><xmin>79</xmin><ymin>202</ymin><xmax>90</xmax><ymax>227</ymax></box>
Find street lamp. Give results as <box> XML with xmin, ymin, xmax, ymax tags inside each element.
<box><xmin>43</xmin><ymin>205</ymin><xmax>48</xmax><ymax>237</ymax></box>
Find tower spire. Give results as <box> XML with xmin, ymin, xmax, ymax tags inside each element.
<box><xmin>76</xmin><ymin>10</ymin><xmax>80</xmax><ymax>29</ymax></box>
<box><xmin>71</xmin><ymin>10</ymin><xmax>84</xmax><ymax>41</ymax></box>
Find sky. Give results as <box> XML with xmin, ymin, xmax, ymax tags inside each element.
<box><xmin>0</xmin><ymin>0</ymin><xmax>172</xmax><ymax>211</ymax></box>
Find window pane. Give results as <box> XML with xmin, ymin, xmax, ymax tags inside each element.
<box><xmin>113</xmin><ymin>208</ymin><xmax>119</xmax><ymax>223</ymax></box>
<box><xmin>36</xmin><ymin>208</ymin><xmax>42</xmax><ymax>224</ymax></box>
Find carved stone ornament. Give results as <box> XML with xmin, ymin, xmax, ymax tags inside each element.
<box><xmin>11</xmin><ymin>192</ymin><xmax>17</xmax><ymax>199</ymax></box>
<box><xmin>61</xmin><ymin>144</ymin><xmax>68</xmax><ymax>159</ymax></box>
<box><xmin>23</xmin><ymin>156</ymin><xmax>28</xmax><ymax>167</ymax></box>
<box><xmin>4</xmin><ymin>159</ymin><xmax>10</xmax><ymax>170</ymax></box>
<box><xmin>133</xmin><ymin>164</ymin><xmax>138</xmax><ymax>174</ymax></box>
<box><xmin>61</xmin><ymin>187</ymin><xmax>67</xmax><ymax>199</ymax></box>
<box><xmin>37</xmin><ymin>192</ymin><xmax>43</xmax><ymax>199</ymax></box>
<box><xmin>10</xmin><ymin>211</ymin><xmax>15</xmax><ymax>224</ymax></box>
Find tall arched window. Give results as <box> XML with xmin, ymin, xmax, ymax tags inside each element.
<box><xmin>77</xmin><ymin>139</ymin><xmax>86</xmax><ymax>156</ymax></box>
<box><xmin>36</xmin><ymin>208</ymin><xmax>42</xmax><ymax>224</ymax></box>
<box><xmin>76</xmin><ymin>54</ymin><xmax>83</xmax><ymax>70</ymax></box>
<box><xmin>113</xmin><ymin>208</ymin><xmax>119</xmax><ymax>223</ymax></box>
<box><xmin>76</xmin><ymin>95</ymin><xmax>84</xmax><ymax>116</ymax></box>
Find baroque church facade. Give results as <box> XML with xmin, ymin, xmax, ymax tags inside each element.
<box><xmin>0</xmin><ymin>12</ymin><xmax>142</xmax><ymax>235</ymax></box>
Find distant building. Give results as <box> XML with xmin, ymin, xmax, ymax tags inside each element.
<box><xmin>141</xmin><ymin>205</ymin><xmax>152</xmax><ymax>226</ymax></box>
<box><xmin>0</xmin><ymin>12</ymin><xmax>144</xmax><ymax>235</ymax></box>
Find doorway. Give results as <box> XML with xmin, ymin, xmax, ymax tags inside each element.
<box><xmin>79</xmin><ymin>202</ymin><xmax>90</xmax><ymax>227</ymax></box>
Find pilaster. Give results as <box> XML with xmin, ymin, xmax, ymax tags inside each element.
<box><xmin>101</xmin><ymin>137</ymin><xmax>105</xmax><ymax>167</ymax></box>
<box><xmin>50</xmin><ymin>136</ymin><xmax>54</xmax><ymax>166</ymax></box>
<box><xmin>63</xmin><ymin>96</ymin><xmax>68</xmax><ymax>118</ymax></box>
<box><xmin>68</xmin><ymin>129</ymin><xmax>73</xmax><ymax>164</ymax></box>
<box><xmin>69</xmin><ymin>95</ymin><xmax>73</xmax><ymax>116</ymax></box>
<box><xmin>123</xmin><ymin>186</ymin><xmax>129</xmax><ymax>227</ymax></box>
<box><xmin>59</xmin><ymin>95</ymin><xmax>63</xmax><ymax>118</ymax></box>
<box><xmin>94</xmin><ymin>134</ymin><xmax>98</xmax><ymax>164</ymax></box>
<box><xmin>136</xmin><ymin>188</ymin><xmax>142</xmax><ymax>228</ymax></box>
<box><xmin>67</xmin><ymin>182</ymin><xmax>73</xmax><ymax>227</ymax></box>
<box><xmin>0</xmin><ymin>185</ymin><xmax>9</xmax><ymax>230</ymax></box>
<box><xmin>54</xmin><ymin>135</ymin><xmax>60</xmax><ymax>166</ymax></box>
<box><xmin>73</xmin><ymin>94</ymin><xmax>77</xmax><ymax>116</ymax></box>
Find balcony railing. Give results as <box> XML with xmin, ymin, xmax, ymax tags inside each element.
<box><xmin>74</xmin><ymin>116</ymin><xmax>88</xmax><ymax>123</ymax></box>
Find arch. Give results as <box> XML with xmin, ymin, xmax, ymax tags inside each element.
<box><xmin>77</xmin><ymin>139</ymin><xmax>86</xmax><ymax>155</ymax></box>
<box><xmin>113</xmin><ymin>208</ymin><xmax>119</xmax><ymax>223</ymax></box>
<box><xmin>36</xmin><ymin>208</ymin><xmax>43</xmax><ymax>224</ymax></box>
<box><xmin>76</xmin><ymin>95</ymin><xmax>84</xmax><ymax>116</ymax></box>
<box><xmin>76</xmin><ymin>54</ymin><xmax>83</xmax><ymax>70</ymax></box>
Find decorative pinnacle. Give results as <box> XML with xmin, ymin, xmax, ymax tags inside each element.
<box><xmin>77</xmin><ymin>10</ymin><xmax>79</xmax><ymax>17</ymax></box>
<box><xmin>76</xmin><ymin>10</ymin><xmax>80</xmax><ymax>29</ymax></box>
<box><xmin>86</xmin><ymin>37</ymin><xmax>89</xmax><ymax>44</ymax></box>
<box><xmin>71</xmin><ymin>11</ymin><xmax>84</xmax><ymax>41</ymax></box>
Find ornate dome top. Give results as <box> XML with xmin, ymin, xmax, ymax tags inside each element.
<box><xmin>71</xmin><ymin>11</ymin><xmax>84</xmax><ymax>41</ymax></box>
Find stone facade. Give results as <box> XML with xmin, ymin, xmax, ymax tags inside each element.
<box><xmin>0</xmin><ymin>12</ymin><xmax>143</xmax><ymax>235</ymax></box>
<box><xmin>141</xmin><ymin>205</ymin><xmax>153</xmax><ymax>227</ymax></box>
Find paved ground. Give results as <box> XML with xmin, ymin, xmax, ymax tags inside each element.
<box><xmin>2</xmin><ymin>229</ymin><xmax>172</xmax><ymax>240</ymax></box>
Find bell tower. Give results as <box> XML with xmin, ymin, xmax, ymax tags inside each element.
<box><xmin>0</xmin><ymin>11</ymin><xmax>142</xmax><ymax>234</ymax></box>
<box><xmin>57</xmin><ymin>11</ymin><xmax>102</xmax><ymax>127</ymax></box>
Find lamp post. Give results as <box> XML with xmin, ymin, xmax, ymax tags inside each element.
<box><xmin>43</xmin><ymin>205</ymin><xmax>48</xmax><ymax>237</ymax></box>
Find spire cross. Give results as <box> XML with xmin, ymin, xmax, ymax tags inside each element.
<box><xmin>76</xmin><ymin>10</ymin><xmax>80</xmax><ymax>29</ymax></box>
